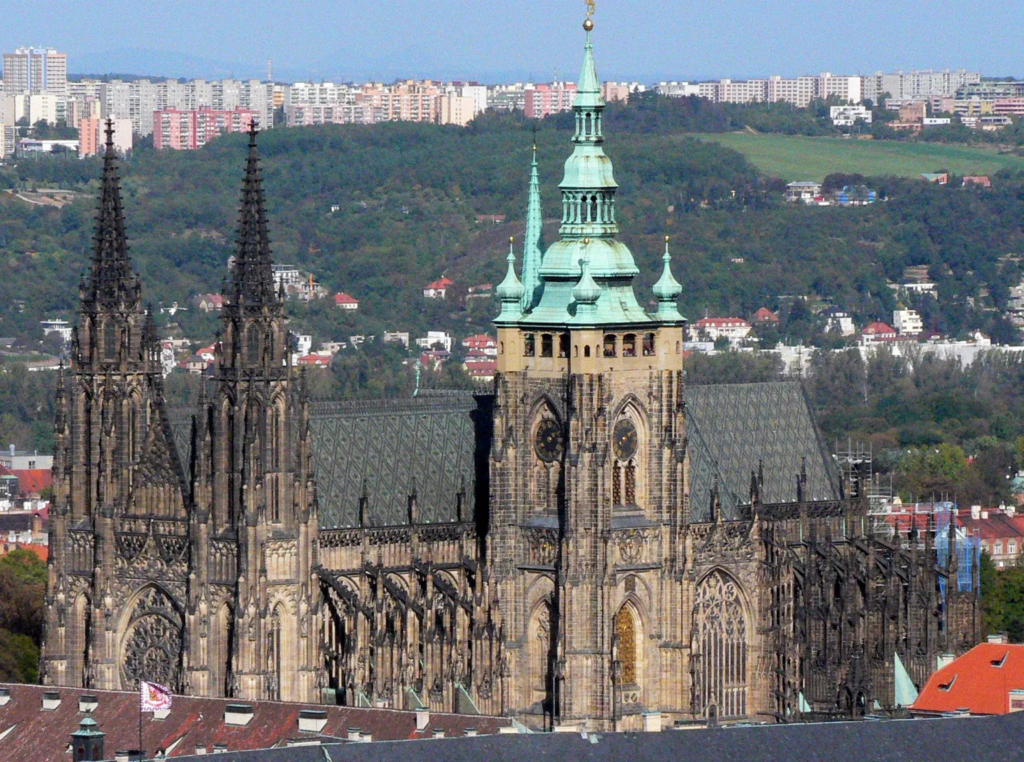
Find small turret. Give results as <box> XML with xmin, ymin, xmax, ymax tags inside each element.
<box><xmin>653</xmin><ymin>236</ymin><xmax>684</xmax><ymax>323</ymax></box>
<box><xmin>571</xmin><ymin>245</ymin><xmax>601</xmax><ymax>323</ymax></box>
<box><xmin>495</xmin><ymin>237</ymin><xmax>525</xmax><ymax>323</ymax></box>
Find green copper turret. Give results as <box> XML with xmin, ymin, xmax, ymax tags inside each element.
<box><xmin>519</xmin><ymin>26</ymin><xmax>649</xmax><ymax>327</ymax></box>
<box><xmin>521</xmin><ymin>144</ymin><xmax>544</xmax><ymax>311</ymax></box>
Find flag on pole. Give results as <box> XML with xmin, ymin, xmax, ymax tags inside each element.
<box><xmin>140</xmin><ymin>681</ymin><xmax>173</xmax><ymax>712</ymax></box>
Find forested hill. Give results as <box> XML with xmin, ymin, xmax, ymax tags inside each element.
<box><xmin>1</xmin><ymin>97</ymin><xmax>1024</xmax><ymax>349</ymax></box>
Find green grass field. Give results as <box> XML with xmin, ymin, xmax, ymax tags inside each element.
<box><xmin>691</xmin><ymin>132</ymin><xmax>1024</xmax><ymax>181</ymax></box>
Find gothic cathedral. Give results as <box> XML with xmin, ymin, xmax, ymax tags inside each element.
<box><xmin>43</xmin><ymin>19</ymin><xmax>980</xmax><ymax>732</ymax></box>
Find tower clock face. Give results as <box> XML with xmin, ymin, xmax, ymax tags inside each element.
<box><xmin>534</xmin><ymin>419</ymin><xmax>563</xmax><ymax>462</ymax></box>
<box><xmin>613</xmin><ymin>419</ymin><xmax>638</xmax><ymax>460</ymax></box>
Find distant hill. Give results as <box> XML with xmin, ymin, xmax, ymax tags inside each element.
<box><xmin>0</xmin><ymin>99</ymin><xmax>1023</xmax><ymax>354</ymax></box>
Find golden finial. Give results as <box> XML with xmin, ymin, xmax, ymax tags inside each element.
<box><xmin>584</xmin><ymin>0</ymin><xmax>595</xmax><ymax>31</ymax></box>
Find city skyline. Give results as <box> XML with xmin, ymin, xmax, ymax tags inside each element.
<box><xmin>0</xmin><ymin>0</ymin><xmax>1021</xmax><ymax>84</ymax></box>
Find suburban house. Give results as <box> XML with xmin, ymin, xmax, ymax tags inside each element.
<box><xmin>333</xmin><ymin>292</ymin><xmax>359</xmax><ymax>310</ymax></box>
<box><xmin>461</xmin><ymin>334</ymin><xmax>498</xmax><ymax>357</ymax></box>
<box><xmin>423</xmin><ymin>277</ymin><xmax>454</xmax><ymax>299</ymax></box>
<box><xmin>693</xmin><ymin>317</ymin><xmax>752</xmax><ymax>342</ymax></box>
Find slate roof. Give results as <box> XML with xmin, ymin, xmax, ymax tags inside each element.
<box><xmin>912</xmin><ymin>643</ymin><xmax>1024</xmax><ymax>715</ymax></box>
<box><xmin>0</xmin><ymin>683</ymin><xmax>509</xmax><ymax>761</ymax></box>
<box><xmin>174</xmin><ymin>712</ymin><xmax>1024</xmax><ymax>762</ymax></box>
<box><xmin>686</xmin><ymin>382</ymin><xmax>840</xmax><ymax>522</ymax></box>
<box><xmin>310</xmin><ymin>393</ymin><xmax>490</xmax><ymax>529</ymax></box>
<box><xmin>169</xmin><ymin>393</ymin><xmax>489</xmax><ymax>530</ymax></box>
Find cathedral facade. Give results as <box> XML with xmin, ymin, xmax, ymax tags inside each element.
<box><xmin>42</xmin><ymin>22</ymin><xmax>980</xmax><ymax>732</ymax></box>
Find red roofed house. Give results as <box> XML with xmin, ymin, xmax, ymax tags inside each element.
<box><xmin>193</xmin><ymin>293</ymin><xmax>224</xmax><ymax>312</ymax></box>
<box><xmin>0</xmin><ymin>683</ymin><xmax>511</xmax><ymax>762</ymax></box>
<box><xmin>693</xmin><ymin>317</ymin><xmax>752</xmax><ymax>342</ymax></box>
<box><xmin>461</xmin><ymin>334</ymin><xmax>498</xmax><ymax>357</ymax></box>
<box><xmin>911</xmin><ymin>638</ymin><xmax>1024</xmax><ymax>716</ymax></box>
<box><xmin>296</xmin><ymin>354</ymin><xmax>332</xmax><ymax>367</ymax></box>
<box><xmin>963</xmin><ymin>176</ymin><xmax>991</xmax><ymax>189</ymax></box>
<box><xmin>959</xmin><ymin>504</ymin><xmax>1024</xmax><ymax>569</ymax></box>
<box><xmin>861</xmin><ymin>321</ymin><xmax>897</xmax><ymax>343</ymax></box>
<box><xmin>464</xmin><ymin>354</ymin><xmax>498</xmax><ymax>382</ymax></box>
<box><xmin>11</xmin><ymin>468</ymin><xmax>52</xmax><ymax>497</ymax></box>
<box><xmin>423</xmin><ymin>277</ymin><xmax>454</xmax><ymax>299</ymax></box>
<box><xmin>333</xmin><ymin>292</ymin><xmax>359</xmax><ymax>310</ymax></box>
<box><xmin>750</xmin><ymin>307</ymin><xmax>780</xmax><ymax>325</ymax></box>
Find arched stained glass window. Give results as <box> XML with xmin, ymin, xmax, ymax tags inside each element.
<box><xmin>692</xmin><ymin>571</ymin><xmax>748</xmax><ymax>719</ymax></box>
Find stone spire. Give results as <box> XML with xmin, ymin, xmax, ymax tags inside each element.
<box><xmin>653</xmin><ymin>236</ymin><xmax>685</xmax><ymax>323</ymax></box>
<box><xmin>84</xmin><ymin>119</ymin><xmax>140</xmax><ymax>309</ymax></box>
<box><xmin>229</xmin><ymin>124</ymin><xmax>277</xmax><ymax>309</ymax></box>
<box><xmin>521</xmin><ymin>143</ymin><xmax>544</xmax><ymax>311</ymax></box>
<box><xmin>495</xmin><ymin>237</ymin><xmax>525</xmax><ymax>324</ymax></box>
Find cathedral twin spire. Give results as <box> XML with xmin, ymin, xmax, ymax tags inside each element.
<box><xmin>84</xmin><ymin>119</ymin><xmax>140</xmax><ymax>310</ymax></box>
<box><xmin>228</xmin><ymin>124</ymin><xmax>279</xmax><ymax>310</ymax></box>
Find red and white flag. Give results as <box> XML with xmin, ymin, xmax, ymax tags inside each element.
<box><xmin>140</xmin><ymin>681</ymin><xmax>172</xmax><ymax>712</ymax></box>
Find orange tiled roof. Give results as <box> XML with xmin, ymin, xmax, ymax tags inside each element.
<box><xmin>10</xmin><ymin>469</ymin><xmax>52</xmax><ymax>495</ymax></box>
<box><xmin>912</xmin><ymin>643</ymin><xmax>1024</xmax><ymax>715</ymax></box>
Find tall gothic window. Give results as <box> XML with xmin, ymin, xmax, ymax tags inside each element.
<box><xmin>267</xmin><ymin>606</ymin><xmax>282</xmax><ymax>701</ymax></box>
<box><xmin>103</xmin><ymin>321</ymin><xmax>117</xmax><ymax>360</ymax></box>
<box><xmin>529</xmin><ymin>602</ymin><xmax>552</xmax><ymax>708</ymax></box>
<box><xmin>692</xmin><ymin>571</ymin><xmax>749</xmax><ymax>719</ymax></box>
<box><xmin>247</xmin><ymin>325</ymin><xmax>262</xmax><ymax>364</ymax></box>
<box><xmin>614</xmin><ymin>604</ymin><xmax>639</xmax><ymax>685</ymax></box>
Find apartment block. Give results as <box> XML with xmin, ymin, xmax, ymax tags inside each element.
<box><xmin>78</xmin><ymin>117</ymin><xmax>132</xmax><ymax>157</ymax></box>
<box><xmin>153</xmin><ymin>108</ymin><xmax>256</xmax><ymax>150</ymax></box>
<box><xmin>861</xmin><ymin>69</ymin><xmax>980</xmax><ymax>103</ymax></box>
<box><xmin>2</xmin><ymin>47</ymin><xmax>67</xmax><ymax>99</ymax></box>
<box><xmin>524</xmin><ymin>82</ymin><xmax>577</xmax><ymax>118</ymax></box>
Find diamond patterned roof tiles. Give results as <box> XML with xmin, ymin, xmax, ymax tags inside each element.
<box><xmin>686</xmin><ymin>382</ymin><xmax>840</xmax><ymax>522</ymax></box>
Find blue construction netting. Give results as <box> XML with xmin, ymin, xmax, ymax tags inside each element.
<box><xmin>933</xmin><ymin>501</ymin><xmax>981</xmax><ymax>597</ymax></box>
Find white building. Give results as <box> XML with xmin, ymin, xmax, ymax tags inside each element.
<box><xmin>383</xmin><ymin>331</ymin><xmax>410</xmax><ymax>348</ymax></box>
<box><xmin>693</xmin><ymin>317</ymin><xmax>752</xmax><ymax>342</ymax></box>
<box><xmin>272</xmin><ymin>264</ymin><xmax>302</xmax><ymax>291</ymax></box>
<box><xmin>416</xmin><ymin>331</ymin><xmax>453</xmax><ymax>352</ymax></box>
<box><xmin>0</xmin><ymin>446</ymin><xmax>53</xmax><ymax>471</ymax></box>
<box><xmin>785</xmin><ymin>181</ymin><xmax>822</xmax><ymax>203</ymax></box>
<box><xmin>40</xmin><ymin>318</ymin><xmax>72</xmax><ymax>343</ymax></box>
<box><xmin>893</xmin><ymin>309</ymin><xmax>923</xmax><ymax>336</ymax></box>
<box><xmin>830</xmin><ymin>105</ymin><xmax>872</xmax><ymax>126</ymax></box>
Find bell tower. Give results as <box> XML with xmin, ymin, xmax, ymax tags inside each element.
<box><xmin>43</xmin><ymin>121</ymin><xmax>190</xmax><ymax>693</ymax></box>
<box><xmin>187</xmin><ymin>125</ymin><xmax>320</xmax><ymax>702</ymax></box>
<box><xmin>488</xmin><ymin>10</ymin><xmax>688</xmax><ymax>731</ymax></box>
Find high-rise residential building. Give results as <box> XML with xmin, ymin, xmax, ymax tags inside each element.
<box><xmin>659</xmin><ymin>72</ymin><xmax>862</xmax><ymax>108</ymax></box>
<box><xmin>439</xmin><ymin>94</ymin><xmax>476</xmax><ymax>126</ymax></box>
<box><xmin>861</xmin><ymin>69</ymin><xmax>980</xmax><ymax>103</ymax></box>
<box><xmin>2</xmin><ymin>47</ymin><xmax>67</xmax><ymax>99</ymax></box>
<box><xmin>524</xmin><ymin>81</ymin><xmax>577</xmax><ymax>118</ymax></box>
<box><xmin>103</xmin><ymin>79</ymin><xmax>275</xmax><ymax>137</ymax></box>
<box><xmin>153</xmin><ymin>107</ymin><xmax>256</xmax><ymax>150</ymax></box>
<box><xmin>78</xmin><ymin>117</ymin><xmax>132</xmax><ymax>157</ymax></box>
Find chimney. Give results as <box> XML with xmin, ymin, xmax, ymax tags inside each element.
<box><xmin>1007</xmin><ymin>505</ymin><xmax>1017</xmax><ymax>518</ymax></box>
<box><xmin>0</xmin><ymin>687</ymin><xmax>10</xmax><ymax>707</ymax></box>
<box><xmin>42</xmin><ymin>690</ymin><xmax>61</xmax><ymax>711</ymax></box>
<box><xmin>971</xmin><ymin>505</ymin><xmax>981</xmax><ymax>520</ymax></box>
<box><xmin>988</xmin><ymin>633</ymin><xmax>1009</xmax><ymax>644</ymax></box>
<box><xmin>347</xmin><ymin>728</ymin><xmax>361</xmax><ymax>742</ymax></box>
<box><xmin>113</xmin><ymin>751</ymin><xmax>144</xmax><ymax>762</ymax></box>
<box><xmin>194</xmin><ymin>747</ymin><xmax>208</xmax><ymax>756</ymax></box>
<box><xmin>360</xmin><ymin>732</ymin><xmax>372</xmax><ymax>743</ymax></box>
<box><xmin>982</xmin><ymin>510</ymin><xmax>989</xmax><ymax>520</ymax></box>
<box><xmin>937</xmin><ymin>653</ymin><xmax>956</xmax><ymax>670</ymax></box>
<box><xmin>224</xmin><ymin>703</ymin><xmax>254</xmax><ymax>727</ymax></box>
<box><xmin>498</xmin><ymin>726</ymin><xmax>519</xmax><ymax>735</ymax></box>
<box><xmin>465</xmin><ymin>727</ymin><xmax>478</xmax><ymax>737</ymax></box>
<box><xmin>78</xmin><ymin>694</ymin><xmax>99</xmax><ymax>713</ymax></box>
<box><xmin>643</xmin><ymin>710</ymin><xmax>663</xmax><ymax>733</ymax></box>
<box><xmin>298</xmin><ymin>709</ymin><xmax>328</xmax><ymax>734</ymax></box>
<box><xmin>415</xmin><ymin>708</ymin><xmax>430</xmax><ymax>731</ymax></box>
<box><xmin>432</xmin><ymin>728</ymin><xmax>445</xmax><ymax>739</ymax></box>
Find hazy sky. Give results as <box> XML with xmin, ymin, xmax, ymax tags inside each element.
<box><xmin>1</xmin><ymin>0</ymin><xmax>1021</xmax><ymax>83</ymax></box>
